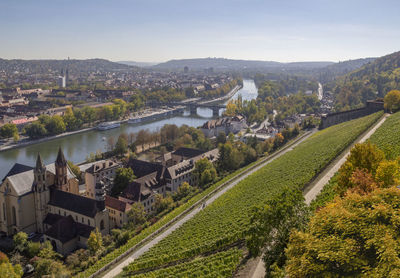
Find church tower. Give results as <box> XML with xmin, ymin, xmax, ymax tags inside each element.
<box><xmin>33</xmin><ymin>153</ymin><xmax>49</xmax><ymax>233</ymax></box>
<box><xmin>55</xmin><ymin>147</ymin><xmax>68</xmax><ymax>191</ymax></box>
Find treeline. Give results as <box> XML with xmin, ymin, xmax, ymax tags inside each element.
<box><xmin>24</xmin><ymin>99</ymin><xmax>133</xmax><ymax>139</ymax></box>
<box><xmin>329</xmin><ymin>50</ymin><xmax>400</xmax><ymax>111</ymax></box>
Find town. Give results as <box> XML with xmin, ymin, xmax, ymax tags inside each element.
<box><xmin>1</xmin><ymin>1</ymin><xmax>400</xmax><ymax>277</ymax></box>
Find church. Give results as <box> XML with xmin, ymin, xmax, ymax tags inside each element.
<box><xmin>0</xmin><ymin>148</ymin><xmax>109</xmax><ymax>255</ymax></box>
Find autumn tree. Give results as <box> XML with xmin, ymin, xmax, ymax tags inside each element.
<box><xmin>384</xmin><ymin>89</ymin><xmax>400</xmax><ymax>112</ymax></box>
<box><xmin>87</xmin><ymin>229</ymin><xmax>103</xmax><ymax>255</ymax></box>
<box><xmin>114</xmin><ymin>134</ymin><xmax>128</xmax><ymax>156</ymax></box>
<box><xmin>286</xmin><ymin>187</ymin><xmax>400</xmax><ymax>277</ymax></box>
<box><xmin>336</xmin><ymin>142</ymin><xmax>385</xmax><ymax>195</ymax></box>
<box><xmin>224</xmin><ymin>101</ymin><xmax>238</xmax><ymax>116</ymax></box>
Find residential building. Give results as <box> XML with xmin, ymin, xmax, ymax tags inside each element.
<box><xmin>201</xmin><ymin>115</ymin><xmax>248</xmax><ymax>138</ymax></box>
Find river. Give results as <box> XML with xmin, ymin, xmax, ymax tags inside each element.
<box><xmin>0</xmin><ymin>79</ymin><xmax>258</xmax><ymax>179</ymax></box>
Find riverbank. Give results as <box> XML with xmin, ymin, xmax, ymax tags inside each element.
<box><xmin>0</xmin><ymin>126</ymin><xmax>97</xmax><ymax>153</ymax></box>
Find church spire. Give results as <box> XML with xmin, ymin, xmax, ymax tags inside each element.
<box><xmin>35</xmin><ymin>153</ymin><xmax>45</xmax><ymax>172</ymax></box>
<box><xmin>55</xmin><ymin>147</ymin><xmax>67</xmax><ymax>167</ymax></box>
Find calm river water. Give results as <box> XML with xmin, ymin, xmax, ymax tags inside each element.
<box><xmin>0</xmin><ymin>79</ymin><xmax>258</xmax><ymax>179</ymax></box>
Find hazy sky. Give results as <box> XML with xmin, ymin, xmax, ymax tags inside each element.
<box><xmin>1</xmin><ymin>0</ymin><xmax>399</xmax><ymax>62</ymax></box>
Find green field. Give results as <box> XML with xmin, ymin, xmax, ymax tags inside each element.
<box><xmin>123</xmin><ymin>112</ymin><xmax>383</xmax><ymax>274</ymax></box>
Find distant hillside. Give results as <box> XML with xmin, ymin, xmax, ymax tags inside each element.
<box><xmin>0</xmin><ymin>58</ymin><xmax>137</xmax><ymax>74</ymax></box>
<box><xmin>153</xmin><ymin>58</ymin><xmax>334</xmax><ymax>71</ymax></box>
<box><xmin>330</xmin><ymin>51</ymin><xmax>400</xmax><ymax>110</ymax></box>
<box><xmin>117</xmin><ymin>61</ymin><xmax>158</xmax><ymax>67</ymax></box>
<box><xmin>318</xmin><ymin>57</ymin><xmax>376</xmax><ymax>82</ymax></box>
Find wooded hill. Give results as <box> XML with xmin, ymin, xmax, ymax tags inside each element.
<box><xmin>328</xmin><ymin>51</ymin><xmax>400</xmax><ymax>111</ymax></box>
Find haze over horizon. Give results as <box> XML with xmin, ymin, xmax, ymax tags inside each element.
<box><xmin>1</xmin><ymin>0</ymin><xmax>399</xmax><ymax>63</ymax></box>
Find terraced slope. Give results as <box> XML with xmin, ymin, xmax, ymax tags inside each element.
<box><xmin>369</xmin><ymin>111</ymin><xmax>400</xmax><ymax>159</ymax></box>
<box><xmin>123</xmin><ymin>112</ymin><xmax>383</xmax><ymax>274</ymax></box>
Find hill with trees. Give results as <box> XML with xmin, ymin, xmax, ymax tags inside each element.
<box><xmin>153</xmin><ymin>58</ymin><xmax>334</xmax><ymax>71</ymax></box>
<box><xmin>0</xmin><ymin>58</ymin><xmax>137</xmax><ymax>75</ymax></box>
<box><xmin>327</xmin><ymin>51</ymin><xmax>400</xmax><ymax>111</ymax></box>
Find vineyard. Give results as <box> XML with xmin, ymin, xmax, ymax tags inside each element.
<box><xmin>369</xmin><ymin>111</ymin><xmax>400</xmax><ymax>159</ymax></box>
<box><xmin>123</xmin><ymin>112</ymin><xmax>383</xmax><ymax>275</ymax></box>
<box><xmin>312</xmin><ymin>111</ymin><xmax>400</xmax><ymax>210</ymax></box>
<box><xmin>129</xmin><ymin>248</ymin><xmax>243</xmax><ymax>278</ymax></box>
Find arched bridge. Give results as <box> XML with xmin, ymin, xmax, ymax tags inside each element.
<box><xmin>168</xmin><ymin>102</ymin><xmax>226</xmax><ymax>116</ymax></box>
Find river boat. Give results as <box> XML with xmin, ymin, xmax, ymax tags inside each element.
<box><xmin>96</xmin><ymin>121</ymin><xmax>120</xmax><ymax>130</ymax></box>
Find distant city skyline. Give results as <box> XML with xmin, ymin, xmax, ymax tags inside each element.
<box><xmin>1</xmin><ymin>0</ymin><xmax>399</xmax><ymax>62</ymax></box>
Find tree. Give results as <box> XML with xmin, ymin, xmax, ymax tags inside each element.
<box><xmin>247</xmin><ymin>187</ymin><xmax>309</xmax><ymax>276</ymax></box>
<box><xmin>63</xmin><ymin>107</ymin><xmax>79</xmax><ymax>131</ymax></box>
<box><xmin>336</xmin><ymin>142</ymin><xmax>385</xmax><ymax>195</ymax></box>
<box><xmin>0</xmin><ymin>261</ymin><xmax>23</xmax><ymax>278</ymax></box>
<box><xmin>375</xmin><ymin>160</ymin><xmax>400</xmax><ymax>188</ymax></box>
<box><xmin>193</xmin><ymin>158</ymin><xmax>217</xmax><ymax>188</ymax></box>
<box><xmin>45</xmin><ymin>115</ymin><xmax>66</xmax><ymax>135</ymax></box>
<box><xmin>384</xmin><ymin>89</ymin><xmax>400</xmax><ymax>112</ymax></box>
<box><xmin>24</xmin><ymin>121</ymin><xmax>47</xmax><ymax>139</ymax></box>
<box><xmin>224</xmin><ymin>101</ymin><xmax>237</xmax><ymax>116</ymax></box>
<box><xmin>175</xmin><ymin>181</ymin><xmax>192</xmax><ymax>200</ymax></box>
<box><xmin>286</xmin><ymin>187</ymin><xmax>400</xmax><ymax>278</ymax></box>
<box><xmin>154</xmin><ymin>194</ymin><xmax>173</xmax><ymax>214</ymax></box>
<box><xmin>217</xmin><ymin>142</ymin><xmax>244</xmax><ymax>172</ymax></box>
<box><xmin>34</xmin><ymin>243</ymin><xmax>69</xmax><ymax>278</ymax></box>
<box><xmin>13</xmin><ymin>232</ymin><xmax>27</xmax><ymax>253</ymax></box>
<box><xmin>112</xmin><ymin>167</ymin><xmax>135</xmax><ymax>196</ymax></box>
<box><xmin>127</xmin><ymin>202</ymin><xmax>146</xmax><ymax>226</ymax></box>
<box><xmin>114</xmin><ymin>134</ymin><xmax>128</xmax><ymax>156</ymax></box>
<box><xmin>68</xmin><ymin>161</ymin><xmax>81</xmax><ymax>182</ymax></box>
<box><xmin>0</xmin><ymin>123</ymin><xmax>18</xmax><ymax>139</ymax></box>
<box><xmin>216</xmin><ymin>131</ymin><xmax>226</xmax><ymax>145</ymax></box>
<box><xmin>87</xmin><ymin>228</ymin><xmax>103</xmax><ymax>255</ymax></box>
<box><xmin>136</xmin><ymin>129</ymin><xmax>150</xmax><ymax>151</ymax></box>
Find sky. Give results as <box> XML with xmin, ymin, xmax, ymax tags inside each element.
<box><xmin>0</xmin><ymin>0</ymin><xmax>399</xmax><ymax>63</ymax></box>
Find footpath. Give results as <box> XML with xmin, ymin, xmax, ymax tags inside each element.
<box><xmin>95</xmin><ymin>130</ymin><xmax>315</xmax><ymax>278</ymax></box>
<box><xmin>247</xmin><ymin>113</ymin><xmax>389</xmax><ymax>278</ymax></box>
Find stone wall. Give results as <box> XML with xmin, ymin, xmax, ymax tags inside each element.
<box><xmin>319</xmin><ymin>100</ymin><xmax>384</xmax><ymax>129</ymax></box>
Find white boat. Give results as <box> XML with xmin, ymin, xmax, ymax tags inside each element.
<box><xmin>127</xmin><ymin>117</ymin><xmax>142</xmax><ymax>124</ymax></box>
<box><xmin>96</xmin><ymin>121</ymin><xmax>121</xmax><ymax>130</ymax></box>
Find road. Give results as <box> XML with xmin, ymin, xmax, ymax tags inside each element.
<box><xmin>101</xmin><ymin>131</ymin><xmax>315</xmax><ymax>278</ymax></box>
<box><xmin>317</xmin><ymin>82</ymin><xmax>323</xmax><ymax>101</ymax></box>
<box><xmin>248</xmin><ymin>113</ymin><xmax>389</xmax><ymax>278</ymax></box>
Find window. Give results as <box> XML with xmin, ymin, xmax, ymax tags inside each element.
<box><xmin>100</xmin><ymin>220</ymin><xmax>104</xmax><ymax>230</ymax></box>
<box><xmin>64</xmin><ymin>211</ymin><xmax>66</xmax><ymax>216</ymax></box>
<box><xmin>12</xmin><ymin>206</ymin><xmax>16</xmax><ymax>226</ymax></box>
<box><xmin>75</xmin><ymin>215</ymin><xmax>77</xmax><ymax>221</ymax></box>
<box><xmin>120</xmin><ymin>212</ymin><xmax>122</xmax><ymax>217</ymax></box>
<box><xmin>3</xmin><ymin>203</ymin><xmax>6</xmax><ymax>220</ymax></box>
<box><xmin>88</xmin><ymin>219</ymin><xmax>90</xmax><ymax>225</ymax></box>
<box><xmin>58</xmin><ymin>210</ymin><xmax>60</xmax><ymax>215</ymax></box>
<box><xmin>82</xmin><ymin>217</ymin><xmax>84</xmax><ymax>223</ymax></box>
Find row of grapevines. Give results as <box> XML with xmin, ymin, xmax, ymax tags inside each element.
<box><xmin>77</xmin><ymin>152</ymin><xmax>263</xmax><ymax>277</ymax></box>
<box><xmin>124</xmin><ymin>112</ymin><xmax>383</xmax><ymax>273</ymax></box>
<box><xmin>129</xmin><ymin>248</ymin><xmax>243</xmax><ymax>278</ymax></box>
<box><xmin>368</xmin><ymin>111</ymin><xmax>400</xmax><ymax>159</ymax></box>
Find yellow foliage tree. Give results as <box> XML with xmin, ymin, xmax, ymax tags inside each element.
<box><xmin>384</xmin><ymin>90</ymin><xmax>400</xmax><ymax>112</ymax></box>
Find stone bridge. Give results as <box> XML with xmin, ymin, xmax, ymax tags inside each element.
<box><xmin>167</xmin><ymin>102</ymin><xmax>226</xmax><ymax>116</ymax></box>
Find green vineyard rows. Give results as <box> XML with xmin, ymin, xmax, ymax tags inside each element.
<box><xmin>124</xmin><ymin>112</ymin><xmax>383</xmax><ymax>274</ymax></box>
<box><xmin>129</xmin><ymin>248</ymin><xmax>243</xmax><ymax>278</ymax></box>
<box><xmin>369</xmin><ymin>111</ymin><xmax>400</xmax><ymax>159</ymax></box>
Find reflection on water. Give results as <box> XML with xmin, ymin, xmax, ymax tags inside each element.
<box><xmin>0</xmin><ymin>80</ymin><xmax>258</xmax><ymax>179</ymax></box>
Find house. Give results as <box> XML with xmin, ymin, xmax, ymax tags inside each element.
<box><xmin>120</xmin><ymin>148</ymin><xmax>219</xmax><ymax>215</ymax></box>
<box><xmin>201</xmin><ymin>115</ymin><xmax>248</xmax><ymax>138</ymax></box>
<box><xmin>105</xmin><ymin>196</ymin><xmax>131</xmax><ymax>229</ymax></box>
<box><xmin>83</xmin><ymin>160</ymin><xmax>121</xmax><ymax>200</ymax></box>
<box><xmin>0</xmin><ymin>148</ymin><xmax>109</xmax><ymax>256</ymax></box>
